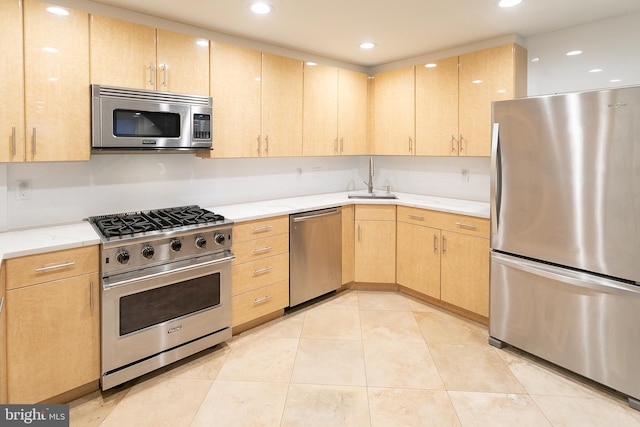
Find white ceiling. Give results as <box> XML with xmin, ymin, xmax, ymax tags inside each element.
<box><xmin>90</xmin><ymin>0</ymin><xmax>640</xmax><ymax>67</ymax></box>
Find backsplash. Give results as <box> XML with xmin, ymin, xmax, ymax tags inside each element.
<box><xmin>2</xmin><ymin>155</ymin><xmax>489</xmax><ymax>231</ymax></box>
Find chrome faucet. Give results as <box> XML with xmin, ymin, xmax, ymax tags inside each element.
<box><xmin>365</xmin><ymin>156</ymin><xmax>374</xmax><ymax>194</ymax></box>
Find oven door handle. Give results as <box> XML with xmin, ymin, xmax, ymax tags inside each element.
<box><xmin>104</xmin><ymin>254</ymin><xmax>235</xmax><ymax>289</ymax></box>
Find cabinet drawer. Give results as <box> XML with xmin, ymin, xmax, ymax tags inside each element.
<box><xmin>6</xmin><ymin>246</ymin><xmax>99</xmax><ymax>290</ymax></box>
<box><xmin>232</xmin><ymin>233</ymin><xmax>289</xmax><ymax>265</ymax></box>
<box><xmin>232</xmin><ymin>280</ymin><xmax>289</xmax><ymax>327</ymax></box>
<box><xmin>355</xmin><ymin>204</ymin><xmax>396</xmax><ymax>221</ymax></box>
<box><xmin>397</xmin><ymin>206</ymin><xmax>488</xmax><ymax>238</ymax></box>
<box><xmin>233</xmin><ymin>216</ymin><xmax>289</xmax><ymax>243</ymax></box>
<box><xmin>232</xmin><ymin>252</ymin><xmax>289</xmax><ymax>296</ymax></box>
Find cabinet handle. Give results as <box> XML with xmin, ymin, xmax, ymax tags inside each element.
<box><xmin>433</xmin><ymin>234</ymin><xmax>438</xmax><ymax>253</ymax></box>
<box><xmin>253</xmin><ymin>246</ymin><xmax>273</xmax><ymax>254</ymax></box>
<box><xmin>257</xmin><ymin>135</ymin><xmax>261</xmax><ymax>154</ymax></box>
<box><xmin>253</xmin><ymin>295</ymin><xmax>272</xmax><ymax>304</ymax></box>
<box><xmin>456</xmin><ymin>221</ymin><xmax>477</xmax><ymax>229</ymax></box>
<box><xmin>160</xmin><ymin>64</ymin><xmax>167</xmax><ymax>88</ymax></box>
<box><xmin>11</xmin><ymin>126</ymin><xmax>16</xmax><ymax>156</ymax></box>
<box><xmin>253</xmin><ymin>266</ymin><xmax>273</xmax><ymax>275</ymax></box>
<box><xmin>358</xmin><ymin>224</ymin><xmax>361</xmax><ymax>242</ymax></box>
<box><xmin>264</xmin><ymin>135</ymin><xmax>269</xmax><ymax>154</ymax></box>
<box><xmin>0</xmin><ymin>296</ymin><xmax>4</xmax><ymax>315</ymax></box>
<box><xmin>451</xmin><ymin>135</ymin><xmax>456</xmax><ymax>153</ymax></box>
<box><xmin>408</xmin><ymin>214</ymin><xmax>424</xmax><ymax>220</ymax></box>
<box><xmin>32</xmin><ymin>127</ymin><xmax>36</xmax><ymax>156</ymax></box>
<box><xmin>442</xmin><ymin>235</ymin><xmax>447</xmax><ymax>253</ymax></box>
<box><xmin>408</xmin><ymin>137</ymin><xmax>413</xmax><ymax>153</ymax></box>
<box><xmin>459</xmin><ymin>134</ymin><xmax>464</xmax><ymax>153</ymax></box>
<box><xmin>340</xmin><ymin>137</ymin><xmax>344</xmax><ymax>153</ymax></box>
<box><xmin>35</xmin><ymin>261</ymin><xmax>76</xmax><ymax>272</ymax></box>
<box><xmin>334</xmin><ymin>138</ymin><xmax>338</xmax><ymax>154</ymax></box>
<box><xmin>89</xmin><ymin>281</ymin><xmax>94</xmax><ymax>313</ymax></box>
<box><xmin>148</xmin><ymin>62</ymin><xmax>155</xmax><ymax>87</ymax></box>
<box><xmin>253</xmin><ymin>225</ymin><xmax>273</xmax><ymax>232</ymax></box>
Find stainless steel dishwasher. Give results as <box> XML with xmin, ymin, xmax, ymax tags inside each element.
<box><xmin>289</xmin><ymin>207</ymin><xmax>342</xmax><ymax>307</ymax></box>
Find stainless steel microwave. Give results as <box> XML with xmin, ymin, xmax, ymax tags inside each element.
<box><xmin>91</xmin><ymin>84</ymin><xmax>212</xmax><ymax>152</ymax></box>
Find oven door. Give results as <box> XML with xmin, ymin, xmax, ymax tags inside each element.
<box><xmin>101</xmin><ymin>252</ymin><xmax>232</xmax><ymax>375</ymax></box>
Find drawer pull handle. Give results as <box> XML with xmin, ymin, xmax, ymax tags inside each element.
<box><xmin>253</xmin><ymin>295</ymin><xmax>272</xmax><ymax>304</ymax></box>
<box><xmin>253</xmin><ymin>225</ymin><xmax>273</xmax><ymax>232</ymax></box>
<box><xmin>253</xmin><ymin>246</ymin><xmax>273</xmax><ymax>254</ymax></box>
<box><xmin>408</xmin><ymin>214</ymin><xmax>424</xmax><ymax>220</ymax></box>
<box><xmin>35</xmin><ymin>261</ymin><xmax>76</xmax><ymax>272</ymax></box>
<box><xmin>433</xmin><ymin>234</ymin><xmax>438</xmax><ymax>253</ymax></box>
<box><xmin>0</xmin><ymin>297</ymin><xmax>4</xmax><ymax>314</ymax></box>
<box><xmin>455</xmin><ymin>222</ymin><xmax>477</xmax><ymax>229</ymax></box>
<box><xmin>253</xmin><ymin>266</ymin><xmax>273</xmax><ymax>275</ymax></box>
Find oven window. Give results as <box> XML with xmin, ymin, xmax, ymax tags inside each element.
<box><xmin>119</xmin><ymin>273</ymin><xmax>221</xmax><ymax>336</ymax></box>
<box><xmin>113</xmin><ymin>109</ymin><xmax>180</xmax><ymax>138</ymax></box>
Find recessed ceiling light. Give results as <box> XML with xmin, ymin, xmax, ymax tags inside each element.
<box><xmin>424</xmin><ymin>63</ymin><xmax>437</xmax><ymax>68</ymax></box>
<box><xmin>566</xmin><ymin>50</ymin><xmax>583</xmax><ymax>56</ymax></box>
<box><xmin>531</xmin><ymin>57</ymin><xmax>540</xmax><ymax>62</ymax></box>
<box><xmin>359</xmin><ymin>42</ymin><xmax>376</xmax><ymax>49</ymax></box>
<box><xmin>589</xmin><ymin>68</ymin><xmax>602</xmax><ymax>73</ymax></box>
<box><xmin>498</xmin><ymin>0</ymin><xmax>522</xmax><ymax>7</ymax></box>
<box><xmin>610</xmin><ymin>79</ymin><xmax>622</xmax><ymax>83</ymax></box>
<box><xmin>250</xmin><ymin>2</ymin><xmax>273</xmax><ymax>14</ymax></box>
<box><xmin>46</xmin><ymin>6</ymin><xmax>69</xmax><ymax>16</ymax></box>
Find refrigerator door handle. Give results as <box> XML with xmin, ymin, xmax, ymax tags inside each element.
<box><xmin>492</xmin><ymin>252</ymin><xmax>640</xmax><ymax>297</ymax></box>
<box><xmin>490</xmin><ymin>123</ymin><xmax>501</xmax><ymax>234</ymax></box>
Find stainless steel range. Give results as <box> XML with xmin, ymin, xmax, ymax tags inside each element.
<box><xmin>88</xmin><ymin>205</ymin><xmax>234</xmax><ymax>390</ymax></box>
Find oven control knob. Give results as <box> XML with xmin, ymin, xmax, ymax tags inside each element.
<box><xmin>170</xmin><ymin>239</ymin><xmax>182</xmax><ymax>252</ymax></box>
<box><xmin>116</xmin><ymin>249</ymin><xmax>130</xmax><ymax>264</ymax></box>
<box><xmin>195</xmin><ymin>236</ymin><xmax>207</xmax><ymax>248</ymax></box>
<box><xmin>141</xmin><ymin>244</ymin><xmax>155</xmax><ymax>259</ymax></box>
<box><xmin>214</xmin><ymin>233</ymin><xmax>225</xmax><ymax>245</ymax></box>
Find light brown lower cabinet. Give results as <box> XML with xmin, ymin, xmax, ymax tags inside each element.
<box><xmin>354</xmin><ymin>205</ymin><xmax>396</xmax><ymax>283</ymax></box>
<box><xmin>3</xmin><ymin>246</ymin><xmax>100</xmax><ymax>404</ymax></box>
<box><xmin>341</xmin><ymin>205</ymin><xmax>355</xmax><ymax>284</ymax></box>
<box><xmin>395</xmin><ymin>206</ymin><xmax>490</xmax><ymax>318</ymax></box>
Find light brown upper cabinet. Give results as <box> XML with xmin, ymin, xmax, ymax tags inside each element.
<box><xmin>416</xmin><ymin>43</ymin><xmax>527</xmax><ymax>157</ymax></box>
<box><xmin>0</xmin><ymin>0</ymin><xmax>25</xmax><ymax>162</ymax></box>
<box><xmin>90</xmin><ymin>15</ymin><xmax>210</xmax><ymax>96</ymax></box>
<box><xmin>372</xmin><ymin>66</ymin><xmax>415</xmax><ymax>155</ymax></box>
<box><xmin>302</xmin><ymin>65</ymin><xmax>368</xmax><ymax>156</ymax></box>
<box><xmin>23</xmin><ymin>0</ymin><xmax>90</xmax><ymax>162</ymax></box>
<box><xmin>202</xmin><ymin>44</ymin><xmax>303</xmax><ymax>158</ymax></box>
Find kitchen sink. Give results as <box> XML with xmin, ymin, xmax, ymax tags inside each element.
<box><xmin>348</xmin><ymin>192</ymin><xmax>398</xmax><ymax>199</ymax></box>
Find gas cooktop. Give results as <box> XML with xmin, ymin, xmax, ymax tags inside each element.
<box><xmin>89</xmin><ymin>205</ymin><xmax>230</xmax><ymax>240</ymax></box>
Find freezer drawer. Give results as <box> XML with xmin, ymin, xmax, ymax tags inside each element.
<box><xmin>490</xmin><ymin>252</ymin><xmax>640</xmax><ymax>402</ymax></box>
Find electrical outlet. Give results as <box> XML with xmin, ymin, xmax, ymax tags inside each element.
<box><xmin>461</xmin><ymin>169</ymin><xmax>470</xmax><ymax>183</ymax></box>
<box><xmin>16</xmin><ymin>180</ymin><xmax>32</xmax><ymax>200</ymax></box>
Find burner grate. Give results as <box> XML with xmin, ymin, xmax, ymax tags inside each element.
<box><xmin>89</xmin><ymin>205</ymin><xmax>225</xmax><ymax>239</ymax></box>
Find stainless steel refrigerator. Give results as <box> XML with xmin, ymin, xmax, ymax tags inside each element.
<box><xmin>489</xmin><ymin>85</ymin><xmax>640</xmax><ymax>410</ymax></box>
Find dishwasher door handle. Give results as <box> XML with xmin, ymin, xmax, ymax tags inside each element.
<box><xmin>292</xmin><ymin>208</ymin><xmax>341</xmax><ymax>222</ymax></box>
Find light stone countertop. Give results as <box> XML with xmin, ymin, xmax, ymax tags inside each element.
<box><xmin>0</xmin><ymin>192</ymin><xmax>489</xmax><ymax>263</ymax></box>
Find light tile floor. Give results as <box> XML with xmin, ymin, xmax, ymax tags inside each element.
<box><xmin>69</xmin><ymin>290</ymin><xmax>640</xmax><ymax>426</ymax></box>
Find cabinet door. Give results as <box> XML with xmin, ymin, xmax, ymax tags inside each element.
<box><xmin>302</xmin><ymin>63</ymin><xmax>338</xmax><ymax>156</ymax></box>
<box><xmin>342</xmin><ymin>205</ymin><xmax>355</xmax><ymax>284</ymax></box>
<box><xmin>207</xmin><ymin>42</ymin><xmax>262</xmax><ymax>158</ymax></box>
<box><xmin>440</xmin><ymin>232</ymin><xmax>489</xmax><ymax>317</ymax></box>
<box><xmin>261</xmin><ymin>53</ymin><xmax>303</xmax><ymax>157</ymax></box>
<box><xmin>156</xmin><ymin>29</ymin><xmax>209</xmax><ymax>95</ymax></box>
<box><xmin>0</xmin><ymin>264</ymin><xmax>7</xmax><ymax>403</ymax></box>
<box><xmin>415</xmin><ymin>56</ymin><xmax>459</xmax><ymax>156</ymax></box>
<box><xmin>396</xmin><ymin>221</ymin><xmax>441</xmax><ymax>299</ymax></box>
<box><xmin>6</xmin><ymin>273</ymin><xmax>99</xmax><ymax>404</ymax></box>
<box><xmin>355</xmin><ymin>220</ymin><xmax>396</xmax><ymax>283</ymax></box>
<box><xmin>458</xmin><ymin>44</ymin><xmax>524</xmax><ymax>157</ymax></box>
<box><xmin>23</xmin><ymin>0</ymin><xmax>90</xmax><ymax>161</ymax></box>
<box><xmin>89</xmin><ymin>14</ymin><xmax>156</xmax><ymax>90</ymax></box>
<box><xmin>373</xmin><ymin>65</ymin><xmax>415</xmax><ymax>155</ymax></box>
<box><xmin>338</xmin><ymin>68</ymin><xmax>368</xmax><ymax>155</ymax></box>
<box><xmin>0</xmin><ymin>0</ymin><xmax>25</xmax><ymax>162</ymax></box>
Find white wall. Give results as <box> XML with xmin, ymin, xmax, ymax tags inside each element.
<box><xmin>526</xmin><ymin>13</ymin><xmax>640</xmax><ymax>96</ymax></box>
